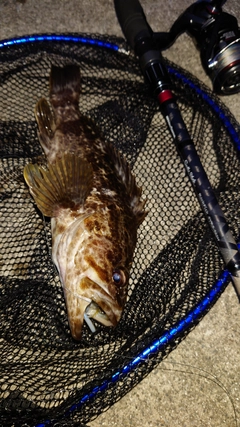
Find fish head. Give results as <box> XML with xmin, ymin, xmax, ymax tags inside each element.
<box><xmin>55</xmin><ymin>210</ymin><xmax>136</xmax><ymax>340</ymax></box>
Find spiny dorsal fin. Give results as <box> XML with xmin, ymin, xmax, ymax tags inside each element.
<box><xmin>103</xmin><ymin>140</ymin><xmax>147</xmax><ymax>225</ymax></box>
<box><xmin>24</xmin><ymin>153</ymin><xmax>93</xmax><ymax>217</ymax></box>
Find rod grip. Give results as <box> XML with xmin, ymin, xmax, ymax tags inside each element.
<box><xmin>114</xmin><ymin>0</ymin><xmax>152</xmax><ymax>49</ymax></box>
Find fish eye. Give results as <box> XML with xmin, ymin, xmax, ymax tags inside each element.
<box><xmin>112</xmin><ymin>269</ymin><xmax>126</xmax><ymax>286</ymax></box>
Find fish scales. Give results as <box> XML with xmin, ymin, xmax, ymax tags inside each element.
<box><xmin>24</xmin><ymin>65</ymin><xmax>146</xmax><ymax>340</ymax></box>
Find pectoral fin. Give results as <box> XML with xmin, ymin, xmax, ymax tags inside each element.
<box><xmin>24</xmin><ymin>153</ymin><xmax>93</xmax><ymax>217</ymax></box>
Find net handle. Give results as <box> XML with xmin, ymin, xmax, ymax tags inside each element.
<box><xmin>114</xmin><ymin>0</ymin><xmax>240</xmax><ymax>300</ymax></box>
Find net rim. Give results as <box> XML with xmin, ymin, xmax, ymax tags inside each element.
<box><xmin>0</xmin><ymin>33</ymin><xmax>120</xmax><ymax>51</ymax></box>
<box><xmin>0</xmin><ymin>32</ymin><xmax>239</xmax><ymax>426</ymax></box>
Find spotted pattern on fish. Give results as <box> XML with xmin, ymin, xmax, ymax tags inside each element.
<box><xmin>23</xmin><ymin>65</ymin><xmax>146</xmax><ymax>340</ymax></box>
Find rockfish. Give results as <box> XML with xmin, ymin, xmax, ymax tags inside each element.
<box><xmin>24</xmin><ymin>65</ymin><xmax>146</xmax><ymax>340</ymax></box>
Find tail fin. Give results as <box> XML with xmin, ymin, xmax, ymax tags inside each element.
<box><xmin>50</xmin><ymin>65</ymin><xmax>81</xmax><ymax>110</ymax></box>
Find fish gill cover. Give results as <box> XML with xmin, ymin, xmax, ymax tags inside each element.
<box><xmin>0</xmin><ymin>34</ymin><xmax>240</xmax><ymax>426</ymax></box>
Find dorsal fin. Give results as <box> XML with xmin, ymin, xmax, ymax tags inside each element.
<box><xmin>103</xmin><ymin>140</ymin><xmax>147</xmax><ymax>225</ymax></box>
<box><xmin>24</xmin><ymin>153</ymin><xmax>93</xmax><ymax>217</ymax></box>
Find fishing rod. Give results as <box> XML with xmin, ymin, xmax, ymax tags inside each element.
<box><xmin>114</xmin><ymin>0</ymin><xmax>240</xmax><ymax>301</ymax></box>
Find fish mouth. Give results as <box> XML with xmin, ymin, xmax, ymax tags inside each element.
<box><xmin>85</xmin><ymin>301</ymin><xmax>115</xmax><ymax>329</ymax></box>
<box><xmin>65</xmin><ymin>276</ymin><xmax>123</xmax><ymax>340</ymax></box>
<box><xmin>82</xmin><ymin>276</ymin><xmax>123</xmax><ymax>326</ymax></box>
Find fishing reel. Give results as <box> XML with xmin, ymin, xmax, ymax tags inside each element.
<box><xmin>154</xmin><ymin>0</ymin><xmax>240</xmax><ymax>95</ymax></box>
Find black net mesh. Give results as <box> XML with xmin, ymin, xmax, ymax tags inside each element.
<box><xmin>0</xmin><ymin>34</ymin><xmax>240</xmax><ymax>426</ymax></box>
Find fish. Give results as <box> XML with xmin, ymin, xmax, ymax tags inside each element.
<box><xmin>23</xmin><ymin>65</ymin><xmax>146</xmax><ymax>340</ymax></box>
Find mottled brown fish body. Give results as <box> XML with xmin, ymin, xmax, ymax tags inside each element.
<box><xmin>24</xmin><ymin>65</ymin><xmax>146</xmax><ymax>340</ymax></box>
